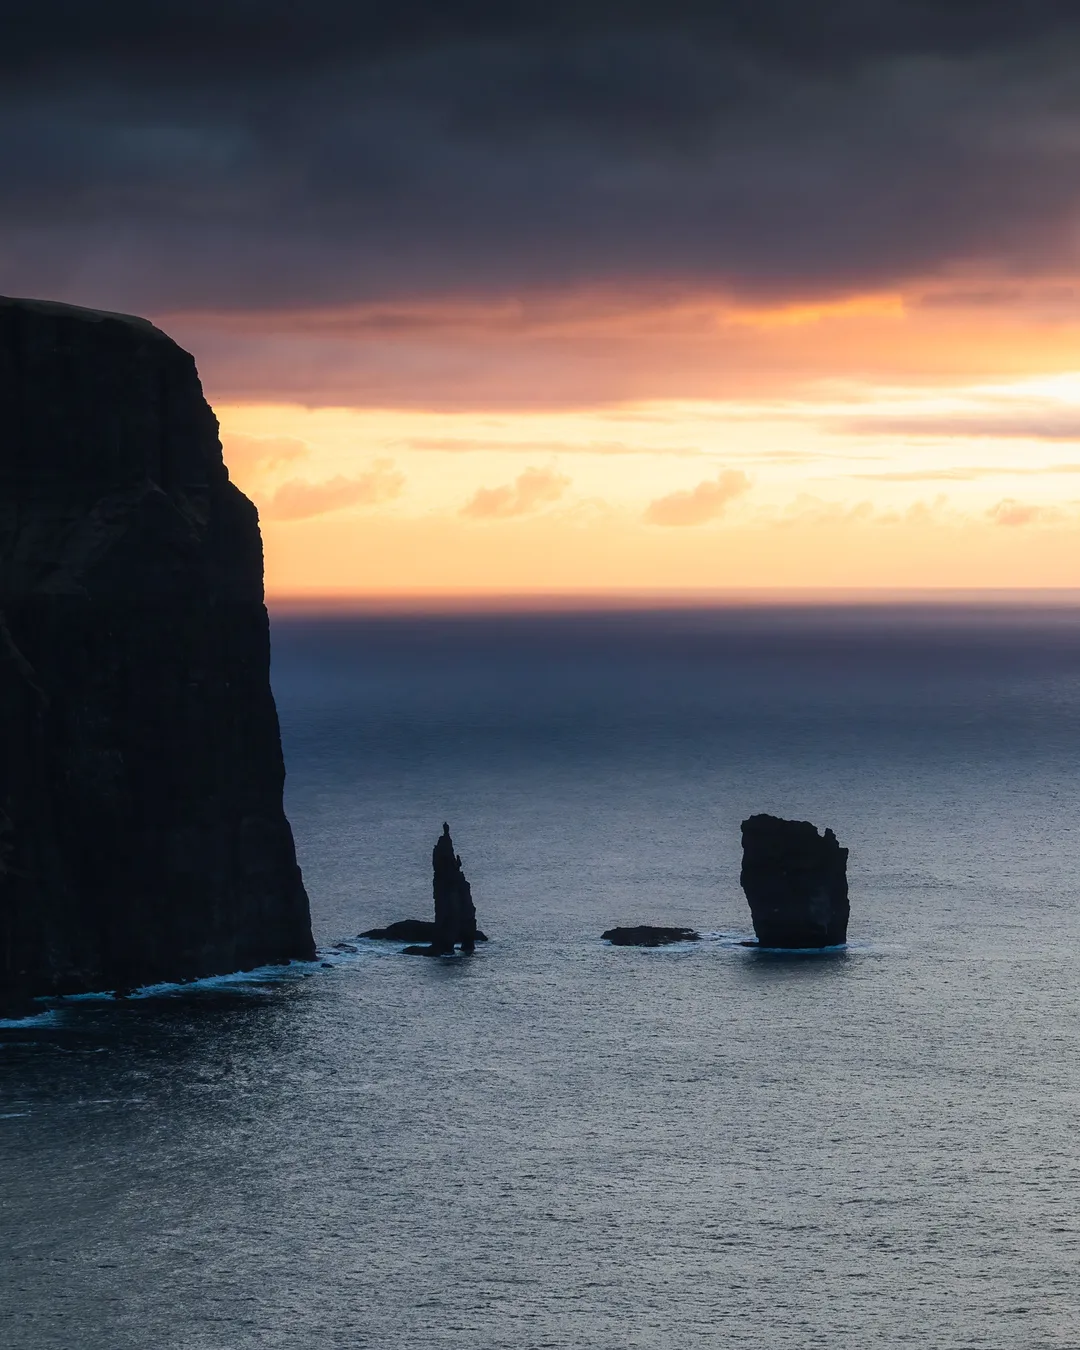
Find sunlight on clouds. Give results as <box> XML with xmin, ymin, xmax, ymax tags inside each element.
<box><xmin>986</xmin><ymin>499</ymin><xmax>1066</xmax><ymax>528</ymax></box>
<box><xmin>220</xmin><ymin>432</ymin><xmax>311</xmax><ymax>475</ymax></box>
<box><xmin>213</xmin><ymin>370</ymin><xmax>1080</xmax><ymax>594</ymax></box>
<box><xmin>644</xmin><ymin>471</ymin><xmax>751</xmax><ymax>526</ymax></box>
<box><xmin>262</xmin><ymin>461</ymin><xmax>405</xmax><ymax>521</ymax></box>
<box><xmin>461</xmin><ymin>466</ymin><xmax>570</xmax><ymax>520</ymax></box>
<box><xmin>174</xmin><ymin>275</ymin><xmax>1080</xmax><ymax>413</ymax></box>
<box><xmin>725</xmin><ymin>293</ymin><xmax>907</xmax><ymax>330</ymax></box>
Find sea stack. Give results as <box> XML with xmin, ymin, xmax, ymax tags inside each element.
<box><xmin>0</xmin><ymin>296</ymin><xmax>315</xmax><ymax>1006</ymax></box>
<box><xmin>432</xmin><ymin>822</ymin><xmax>477</xmax><ymax>954</ymax></box>
<box><xmin>740</xmin><ymin>814</ymin><xmax>849</xmax><ymax>948</ymax></box>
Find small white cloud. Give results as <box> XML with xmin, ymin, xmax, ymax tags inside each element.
<box><xmin>987</xmin><ymin>498</ymin><xmax>1062</xmax><ymax>527</ymax></box>
<box><xmin>263</xmin><ymin>460</ymin><xmax>404</xmax><ymax>521</ymax></box>
<box><xmin>221</xmin><ymin>433</ymin><xmax>310</xmax><ymax>477</ymax></box>
<box><xmin>461</xmin><ymin>466</ymin><xmax>570</xmax><ymax>519</ymax></box>
<box><xmin>644</xmin><ymin>470</ymin><xmax>751</xmax><ymax>527</ymax></box>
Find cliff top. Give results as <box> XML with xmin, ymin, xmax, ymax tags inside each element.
<box><xmin>0</xmin><ymin>294</ymin><xmax>165</xmax><ymax>339</ymax></box>
<box><xmin>0</xmin><ymin>292</ymin><xmax>231</xmax><ymax>540</ymax></box>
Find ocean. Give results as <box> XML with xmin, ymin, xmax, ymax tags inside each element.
<box><xmin>4</xmin><ymin>601</ymin><xmax>1080</xmax><ymax>1348</ymax></box>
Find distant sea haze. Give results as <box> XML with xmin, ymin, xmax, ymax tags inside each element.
<box><xmin>5</xmin><ymin>601</ymin><xmax>1080</xmax><ymax>1347</ymax></box>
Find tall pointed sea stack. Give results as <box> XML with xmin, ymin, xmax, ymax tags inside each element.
<box><xmin>432</xmin><ymin>823</ymin><xmax>477</xmax><ymax>954</ymax></box>
<box><xmin>740</xmin><ymin>814</ymin><xmax>849</xmax><ymax>948</ymax></box>
<box><xmin>0</xmin><ymin>296</ymin><xmax>314</xmax><ymax>1006</ymax></box>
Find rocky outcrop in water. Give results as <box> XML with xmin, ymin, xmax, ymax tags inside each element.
<box><xmin>360</xmin><ymin>919</ymin><xmax>488</xmax><ymax>943</ymax></box>
<box><xmin>0</xmin><ymin>296</ymin><xmax>314</xmax><ymax>1008</ymax></box>
<box><xmin>433</xmin><ymin>823</ymin><xmax>477</xmax><ymax>953</ymax></box>
<box><xmin>602</xmin><ymin>926</ymin><xmax>700</xmax><ymax>946</ymax></box>
<box><xmin>398</xmin><ymin>823</ymin><xmax>479</xmax><ymax>956</ymax></box>
<box><xmin>740</xmin><ymin>814</ymin><xmax>849</xmax><ymax>948</ymax></box>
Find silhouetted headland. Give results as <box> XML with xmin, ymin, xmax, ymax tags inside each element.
<box><xmin>740</xmin><ymin>814</ymin><xmax>849</xmax><ymax>948</ymax></box>
<box><xmin>0</xmin><ymin>296</ymin><xmax>314</xmax><ymax>1010</ymax></box>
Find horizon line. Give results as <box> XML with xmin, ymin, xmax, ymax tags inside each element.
<box><xmin>266</xmin><ymin>586</ymin><xmax>1080</xmax><ymax>615</ymax></box>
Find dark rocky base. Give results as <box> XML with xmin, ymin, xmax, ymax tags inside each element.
<box><xmin>739</xmin><ymin>938</ymin><xmax>847</xmax><ymax>951</ymax></box>
<box><xmin>602</xmin><ymin>926</ymin><xmax>700</xmax><ymax>946</ymax></box>
<box><xmin>361</xmin><ymin>920</ymin><xmax>488</xmax><ymax>943</ymax></box>
<box><xmin>0</xmin><ymin>993</ymin><xmax>41</xmax><ymax>1021</ymax></box>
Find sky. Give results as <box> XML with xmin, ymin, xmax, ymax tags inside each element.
<box><xmin>7</xmin><ymin>1</ymin><xmax>1080</xmax><ymax>595</ymax></box>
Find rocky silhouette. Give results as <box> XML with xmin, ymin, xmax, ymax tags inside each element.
<box><xmin>432</xmin><ymin>822</ymin><xmax>478</xmax><ymax>953</ymax></box>
<box><xmin>740</xmin><ymin>814</ymin><xmax>849</xmax><ymax>948</ymax></box>
<box><xmin>399</xmin><ymin>823</ymin><xmax>479</xmax><ymax>956</ymax></box>
<box><xmin>602</xmin><ymin>926</ymin><xmax>700</xmax><ymax>946</ymax></box>
<box><xmin>360</xmin><ymin>919</ymin><xmax>488</xmax><ymax>943</ymax></box>
<box><xmin>0</xmin><ymin>296</ymin><xmax>314</xmax><ymax>1009</ymax></box>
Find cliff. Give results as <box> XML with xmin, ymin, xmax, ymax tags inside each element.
<box><xmin>0</xmin><ymin>297</ymin><xmax>314</xmax><ymax>1006</ymax></box>
<box><xmin>740</xmin><ymin>814</ymin><xmax>849</xmax><ymax>948</ymax></box>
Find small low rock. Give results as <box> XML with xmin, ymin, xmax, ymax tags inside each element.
<box><xmin>360</xmin><ymin>919</ymin><xmax>488</xmax><ymax>943</ymax></box>
<box><xmin>602</xmin><ymin>926</ymin><xmax>700</xmax><ymax>947</ymax></box>
<box><xmin>360</xmin><ymin>919</ymin><xmax>434</xmax><ymax>941</ymax></box>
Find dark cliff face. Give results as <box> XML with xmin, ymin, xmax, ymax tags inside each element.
<box><xmin>740</xmin><ymin>814</ymin><xmax>849</xmax><ymax>948</ymax></box>
<box><xmin>0</xmin><ymin>297</ymin><xmax>314</xmax><ymax>1005</ymax></box>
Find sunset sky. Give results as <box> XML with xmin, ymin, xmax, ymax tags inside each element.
<box><xmin>8</xmin><ymin>1</ymin><xmax>1080</xmax><ymax>594</ymax></box>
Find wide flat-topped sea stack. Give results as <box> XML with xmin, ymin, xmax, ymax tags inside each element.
<box><xmin>0</xmin><ymin>296</ymin><xmax>314</xmax><ymax>1005</ymax></box>
<box><xmin>740</xmin><ymin>814</ymin><xmax>849</xmax><ymax>948</ymax></box>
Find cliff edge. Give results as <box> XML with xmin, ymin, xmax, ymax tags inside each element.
<box><xmin>0</xmin><ymin>296</ymin><xmax>314</xmax><ymax>1005</ymax></box>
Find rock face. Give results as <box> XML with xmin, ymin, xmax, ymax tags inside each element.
<box><xmin>363</xmin><ymin>826</ymin><xmax>482</xmax><ymax>957</ymax></box>
<box><xmin>431</xmin><ymin>823</ymin><xmax>477</xmax><ymax>954</ymax></box>
<box><xmin>740</xmin><ymin>814</ymin><xmax>849</xmax><ymax>948</ymax></box>
<box><xmin>0</xmin><ymin>296</ymin><xmax>314</xmax><ymax>1006</ymax></box>
<box><xmin>602</xmin><ymin>926</ymin><xmax>700</xmax><ymax>947</ymax></box>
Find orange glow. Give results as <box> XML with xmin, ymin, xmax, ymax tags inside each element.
<box><xmin>166</xmin><ymin>278</ymin><xmax>1080</xmax><ymax>416</ymax></box>
<box><xmin>725</xmin><ymin>293</ymin><xmax>907</xmax><ymax>329</ymax></box>
<box><xmin>177</xmin><ymin>273</ymin><xmax>1080</xmax><ymax>596</ymax></box>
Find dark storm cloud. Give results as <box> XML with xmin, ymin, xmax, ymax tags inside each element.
<box><xmin>4</xmin><ymin>1</ymin><xmax>1080</xmax><ymax>314</ymax></box>
<box><xmin>7</xmin><ymin>2</ymin><xmax>1077</xmax><ymax>75</ymax></box>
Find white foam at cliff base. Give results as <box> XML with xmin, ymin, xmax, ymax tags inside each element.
<box><xmin>86</xmin><ymin>960</ymin><xmax>317</xmax><ymax>1002</ymax></box>
<box><xmin>18</xmin><ymin>959</ymin><xmax>321</xmax><ymax>1011</ymax></box>
<box><xmin>0</xmin><ymin>1010</ymin><xmax>60</xmax><ymax>1028</ymax></box>
<box><xmin>3</xmin><ymin>943</ymin><xmax>391</xmax><ymax>1022</ymax></box>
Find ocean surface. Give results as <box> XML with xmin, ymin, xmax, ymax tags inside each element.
<box><xmin>5</xmin><ymin>601</ymin><xmax>1080</xmax><ymax>1349</ymax></box>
